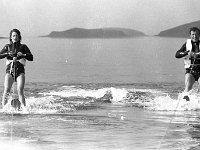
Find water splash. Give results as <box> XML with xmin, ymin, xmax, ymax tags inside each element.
<box><xmin>31</xmin><ymin>86</ymin><xmax>163</xmax><ymax>113</ymax></box>
<box><xmin>0</xmin><ymin>141</ymin><xmax>35</xmax><ymax>150</ymax></box>
<box><xmin>149</xmin><ymin>91</ymin><xmax>200</xmax><ymax>111</ymax></box>
<box><xmin>4</xmin><ymin>85</ymin><xmax>197</xmax><ymax>114</ymax></box>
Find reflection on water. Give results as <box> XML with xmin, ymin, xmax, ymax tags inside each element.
<box><xmin>0</xmin><ymin>107</ymin><xmax>200</xmax><ymax>150</ymax></box>
<box><xmin>155</xmin><ymin>111</ymin><xmax>200</xmax><ymax>150</ymax></box>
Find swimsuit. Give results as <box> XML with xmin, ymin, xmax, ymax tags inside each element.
<box><xmin>186</xmin><ymin>66</ymin><xmax>200</xmax><ymax>81</ymax></box>
<box><xmin>0</xmin><ymin>43</ymin><xmax>33</xmax><ymax>81</ymax></box>
<box><xmin>6</xmin><ymin>61</ymin><xmax>25</xmax><ymax>81</ymax></box>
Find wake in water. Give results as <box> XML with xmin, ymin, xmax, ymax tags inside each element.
<box><xmin>2</xmin><ymin>83</ymin><xmax>200</xmax><ymax>114</ymax></box>
<box><xmin>150</xmin><ymin>90</ymin><xmax>200</xmax><ymax>111</ymax></box>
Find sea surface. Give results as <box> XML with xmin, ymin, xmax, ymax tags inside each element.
<box><xmin>0</xmin><ymin>36</ymin><xmax>200</xmax><ymax>150</ymax></box>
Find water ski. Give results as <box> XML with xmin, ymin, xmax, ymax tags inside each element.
<box><xmin>11</xmin><ymin>98</ymin><xmax>21</xmax><ymax>110</ymax></box>
<box><xmin>183</xmin><ymin>95</ymin><xmax>190</xmax><ymax>101</ymax></box>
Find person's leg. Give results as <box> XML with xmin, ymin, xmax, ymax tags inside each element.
<box><xmin>2</xmin><ymin>73</ymin><xmax>14</xmax><ymax>107</ymax></box>
<box><xmin>184</xmin><ymin>73</ymin><xmax>196</xmax><ymax>92</ymax></box>
<box><xmin>16</xmin><ymin>73</ymin><xmax>25</xmax><ymax>106</ymax></box>
<box><xmin>183</xmin><ymin>73</ymin><xmax>196</xmax><ymax>101</ymax></box>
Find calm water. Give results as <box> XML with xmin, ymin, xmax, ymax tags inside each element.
<box><xmin>0</xmin><ymin>36</ymin><xmax>186</xmax><ymax>84</ymax></box>
<box><xmin>0</xmin><ymin>36</ymin><xmax>200</xmax><ymax>150</ymax></box>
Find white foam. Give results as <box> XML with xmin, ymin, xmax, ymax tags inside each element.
<box><xmin>40</xmin><ymin>86</ymin><xmax>129</xmax><ymax>102</ymax></box>
<box><xmin>109</xmin><ymin>87</ymin><xmax>128</xmax><ymax>103</ymax></box>
<box><xmin>22</xmin><ymin>96</ymin><xmax>69</xmax><ymax>114</ymax></box>
<box><xmin>22</xmin><ymin>86</ymin><xmax>170</xmax><ymax>113</ymax></box>
<box><xmin>149</xmin><ymin>91</ymin><xmax>200</xmax><ymax>111</ymax></box>
<box><xmin>0</xmin><ymin>140</ymin><xmax>35</xmax><ymax>150</ymax></box>
<box><xmin>41</xmin><ymin>87</ymin><xmax>107</xmax><ymax>98</ymax></box>
<box><xmin>40</xmin><ymin>86</ymin><xmax>162</xmax><ymax>103</ymax></box>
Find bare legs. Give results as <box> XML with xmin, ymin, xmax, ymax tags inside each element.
<box><xmin>2</xmin><ymin>73</ymin><xmax>13</xmax><ymax>107</ymax></box>
<box><xmin>17</xmin><ymin>73</ymin><xmax>25</xmax><ymax>106</ymax></box>
<box><xmin>2</xmin><ymin>73</ymin><xmax>25</xmax><ymax>108</ymax></box>
<box><xmin>183</xmin><ymin>73</ymin><xmax>197</xmax><ymax>101</ymax></box>
<box><xmin>184</xmin><ymin>73</ymin><xmax>196</xmax><ymax>92</ymax></box>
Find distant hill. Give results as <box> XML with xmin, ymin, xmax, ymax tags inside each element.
<box><xmin>157</xmin><ymin>20</ymin><xmax>200</xmax><ymax>38</ymax></box>
<box><xmin>0</xmin><ymin>37</ymin><xmax>7</xmax><ymax>39</ymax></box>
<box><xmin>43</xmin><ymin>27</ymin><xmax>146</xmax><ymax>38</ymax></box>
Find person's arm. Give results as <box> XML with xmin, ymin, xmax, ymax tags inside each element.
<box><xmin>175</xmin><ymin>43</ymin><xmax>189</xmax><ymax>58</ymax></box>
<box><xmin>24</xmin><ymin>45</ymin><xmax>33</xmax><ymax>61</ymax></box>
<box><xmin>0</xmin><ymin>45</ymin><xmax>8</xmax><ymax>59</ymax></box>
<box><xmin>18</xmin><ymin>45</ymin><xmax>33</xmax><ymax>61</ymax></box>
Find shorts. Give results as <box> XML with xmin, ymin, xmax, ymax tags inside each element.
<box><xmin>186</xmin><ymin>67</ymin><xmax>200</xmax><ymax>81</ymax></box>
<box><xmin>6</xmin><ymin>61</ymin><xmax>25</xmax><ymax>81</ymax></box>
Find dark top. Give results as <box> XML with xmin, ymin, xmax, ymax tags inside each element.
<box><xmin>0</xmin><ymin>42</ymin><xmax>33</xmax><ymax>61</ymax></box>
<box><xmin>175</xmin><ymin>41</ymin><xmax>200</xmax><ymax>64</ymax></box>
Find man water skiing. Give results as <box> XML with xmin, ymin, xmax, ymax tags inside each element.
<box><xmin>175</xmin><ymin>27</ymin><xmax>200</xmax><ymax>101</ymax></box>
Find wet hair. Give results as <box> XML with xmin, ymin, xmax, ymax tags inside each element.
<box><xmin>189</xmin><ymin>27</ymin><xmax>200</xmax><ymax>34</ymax></box>
<box><xmin>9</xmin><ymin>29</ymin><xmax>21</xmax><ymax>43</ymax></box>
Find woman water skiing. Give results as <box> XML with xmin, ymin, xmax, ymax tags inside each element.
<box><xmin>0</xmin><ymin>29</ymin><xmax>33</xmax><ymax>109</ymax></box>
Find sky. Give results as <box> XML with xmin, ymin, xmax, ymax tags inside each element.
<box><xmin>0</xmin><ymin>0</ymin><xmax>200</xmax><ymax>37</ymax></box>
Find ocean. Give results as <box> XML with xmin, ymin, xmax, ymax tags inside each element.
<box><xmin>0</xmin><ymin>36</ymin><xmax>200</xmax><ymax>150</ymax></box>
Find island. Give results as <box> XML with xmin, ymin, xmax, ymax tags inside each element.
<box><xmin>157</xmin><ymin>20</ymin><xmax>200</xmax><ymax>38</ymax></box>
<box><xmin>42</xmin><ymin>27</ymin><xmax>146</xmax><ymax>38</ymax></box>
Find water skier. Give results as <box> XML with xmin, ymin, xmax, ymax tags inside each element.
<box><xmin>0</xmin><ymin>29</ymin><xmax>33</xmax><ymax>109</ymax></box>
<box><xmin>175</xmin><ymin>27</ymin><xmax>200</xmax><ymax>101</ymax></box>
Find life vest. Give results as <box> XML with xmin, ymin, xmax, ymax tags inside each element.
<box><xmin>184</xmin><ymin>39</ymin><xmax>200</xmax><ymax>68</ymax></box>
<box><xmin>5</xmin><ymin>44</ymin><xmax>26</xmax><ymax>66</ymax></box>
